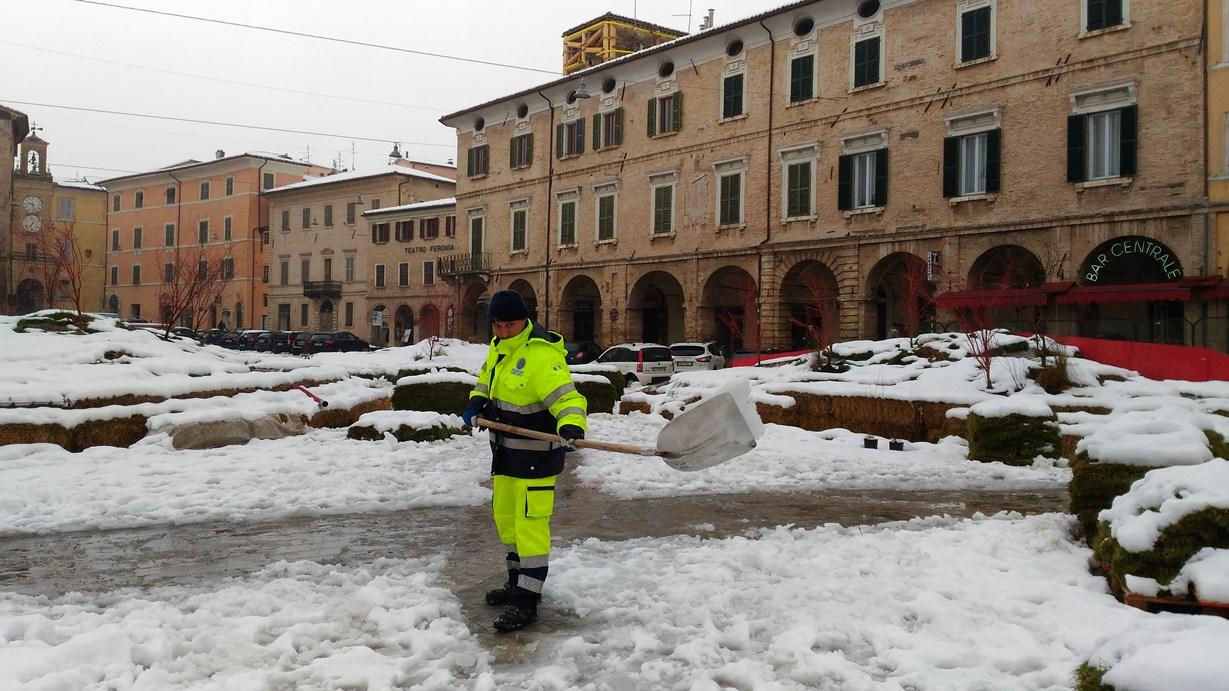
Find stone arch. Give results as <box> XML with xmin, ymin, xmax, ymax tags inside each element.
<box><xmin>319</xmin><ymin>299</ymin><xmax>335</xmax><ymax>331</ymax></box>
<box><xmin>866</xmin><ymin>253</ymin><xmax>933</xmax><ymax>339</ymax></box>
<box><xmin>560</xmin><ymin>274</ymin><xmax>603</xmax><ymax>342</ymax></box>
<box><xmin>968</xmin><ymin>245</ymin><xmax>1045</xmax><ymax>289</ymax></box>
<box><xmin>420</xmin><ymin>304</ymin><xmax>441</xmax><ymax>339</ymax></box>
<box><xmin>701</xmin><ymin>266</ymin><xmax>759</xmax><ymax>353</ymax></box>
<box><xmin>779</xmin><ymin>260</ymin><xmax>839</xmax><ymax>349</ymax></box>
<box><xmin>108</xmin><ymin>294</ymin><xmax>120</xmax><ymax>313</ymax></box>
<box><xmin>461</xmin><ymin>281</ymin><xmax>489</xmax><ymax>342</ymax></box>
<box><xmin>1078</xmin><ymin>235</ymin><xmax>1184</xmax><ymax>285</ymax></box>
<box><xmin>507</xmin><ymin>279</ymin><xmax>538</xmax><ymax>323</ymax></box>
<box><xmin>14</xmin><ymin>279</ymin><xmax>45</xmax><ymax>314</ymax></box>
<box><xmin>628</xmin><ymin>271</ymin><xmax>685</xmax><ymax>344</ymax></box>
<box><xmin>394</xmin><ymin>304</ymin><xmax>413</xmax><ymax>344</ymax></box>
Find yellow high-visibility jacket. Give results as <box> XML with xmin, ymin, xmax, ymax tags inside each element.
<box><xmin>471</xmin><ymin>321</ymin><xmax>588</xmax><ymax>478</ymax></box>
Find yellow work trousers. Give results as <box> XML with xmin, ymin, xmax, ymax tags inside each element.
<box><xmin>492</xmin><ymin>474</ymin><xmax>556</xmax><ymax>560</ymax></box>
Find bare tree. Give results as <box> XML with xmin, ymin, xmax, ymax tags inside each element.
<box><xmin>23</xmin><ymin>221</ymin><xmax>89</xmax><ymax>323</ymax></box>
<box><xmin>154</xmin><ymin>245</ymin><xmax>233</xmax><ymax>337</ymax></box>
<box><xmin>785</xmin><ymin>274</ymin><xmax>840</xmax><ymax>370</ymax></box>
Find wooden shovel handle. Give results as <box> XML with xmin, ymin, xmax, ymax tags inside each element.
<box><xmin>474</xmin><ymin>417</ymin><xmax>658</xmax><ymax>457</ymax></box>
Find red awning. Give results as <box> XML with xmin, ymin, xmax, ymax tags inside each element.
<box><xmin>935</xmin><ymin>288</ymin><xmax>1047</xmax><ymax>309</ymax></box>
<box><xmin>1055</xmin><ymin>282</ymin><xmax>1191</xmax><ymax>304</ymax></box>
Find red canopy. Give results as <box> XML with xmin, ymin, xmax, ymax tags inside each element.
<box><xmin>1055</xmin><ymin>282</ymin><xmax>1191</xmax><ymax>304</ymax></box>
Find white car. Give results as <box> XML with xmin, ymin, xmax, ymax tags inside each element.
<box><xmin>595</xmin><ymin>343</ymin><xmax>675</xmax><ymax>384</ymax></box>
<box><xmin>670</xmin><ymin>341</ymin><xmax>727</xmax><ymax>371</ymax></box>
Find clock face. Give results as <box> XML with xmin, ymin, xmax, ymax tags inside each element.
<box><xmin>23</xmin><ymin>215</ymin><xmax>42</xmax><ymax>232</ymax></box>
<box><xmin>22</xmin><ymin>195</ymin><xmax>42</xmax><ymax>214</ymax></box>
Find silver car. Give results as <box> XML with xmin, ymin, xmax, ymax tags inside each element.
<box><xmin>670</xmin><ymin>341</ymin><xmax>727</xmax><ymax>371</ymax></box>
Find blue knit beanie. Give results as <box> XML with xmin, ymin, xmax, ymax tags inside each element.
<box><xmin>488</xmin><ymin>290</ymin><xmax>529</xmax><ymax>322</ymax></box>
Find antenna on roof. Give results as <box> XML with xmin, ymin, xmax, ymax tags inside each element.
<box><xmin>672</xmin><ymin>0</ymin><xmax>694</xmax><ymax>33</ymax></box>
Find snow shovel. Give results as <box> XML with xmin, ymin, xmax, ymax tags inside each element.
<box><xmin>474</xmin><ymin>387</ymin><xmax>759</xmax><ymax>471</ymax></box>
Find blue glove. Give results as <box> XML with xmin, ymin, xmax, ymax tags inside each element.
<box><xmin>462</xmin><ymin>397</ymin><xmax>487</xmax><ymax>427</ymax></box>
<box><xmin>558</xmin><ymin>424</ymin><xmax>584</xmax><ymax>451</ymax></box>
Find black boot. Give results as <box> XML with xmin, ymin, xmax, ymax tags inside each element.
<box><xmin>485</xmin><ymin>568</ymin><xmax>518</xmax><ymax>606</ymax></box>
<box><xmin>494</xmin><ymin>589</ymin><xmax>539</xmax><ymax>633</ymax></box>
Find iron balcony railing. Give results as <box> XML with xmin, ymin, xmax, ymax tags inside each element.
<box><xmin>302</xmin><ymin>280</ymin><xmax>342</xmax><ymax>298</ymax></box>
<box><xmin>437</xmin><ymin>252</ymin><xmax>490</xmax><ymax>277</ymax></box>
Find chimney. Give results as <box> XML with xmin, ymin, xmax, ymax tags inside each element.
<box><xmin>215</xmin><ymin>149</ymin><xmax>225</xmax><ymax>159</ymax></box>
<box><xmin>700</xmin><ymin>9</ymin><xmax>715</xmax><ymax>31</ymax></box>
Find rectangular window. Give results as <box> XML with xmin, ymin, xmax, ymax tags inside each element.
<box><xmin>281</xmin><ymin>210</ymin><xmax>290</xmax><ymax>232</ymax></box>
<box><xmin>371</xmin><ymin>223</ymin><xmax>390</xmax><ymax>244</ymax></box>
<box><xmin>221</xmin><ymin>258</ymin><xmax>234</xmax><ymax>281</ymax></box>
<box><xmin>344</xmin><ymin>302</ymin><xmax>353</xmax><ymax>327</ymax></box>
<box><xmin>370</xmin><ymin>198</ymin><xmax>380</xmax><ymax>210</ymax></box>
<box><xmin>838</xmin><ymin>148</ymin><xmax>889</xmax><ymax>210</ymax></box>
<box><xmin>510</xmin><ymin>208</ymin><xmax>527</xmax><ymax>251</ymax></box>
<box><xmin>467</xmin><ymin>144</ymin><xmax>490</xmax><ymax>176</ymax></box>
<box><xmin>131</xmin><ymin>265</ymin><xmax>141</xmax><ymax>285</ymax></box>
<box><xmin>323</xmin><ymin>258</ymin><xmax>332</xmax><ymax>281</ymax></box>
<box><xmin>445</xmin><ymin>215</ymin><xmax>456</xmax><ymax>237</ymax></box>
<box><xmin>593</xmin><ymin>109</ymin><xmax>624</xmax><ymax>149</ymax></box>
<box><xmin>960</xmin><ymin>5</ymin><xmax>993</xmax><ymax>62</ymax></box>
<box><xmin>345</xmin><ymin>256</ymin><xmax>355</xmax><ymax>281</ymax></box>
<box><xmin>559</xmin><ymin>200</ymin><xmax>577</xmax><ymax>245</ymax></box>
<box><xmin>421</xmin><ymin>217</ymin><xmax>440</xmax><ymax>239</ymax></box>
<box><xmin>164</xmin><ymin>224</ymin><xmax>175</xmax><ymax>246</ymax></box>
<box><xmin>510</xmin><ymin>133</ymin><xmax>534</xmax><ymax>167</ymax></box>
<box><xmin>1088</xmin><ymin>109</ymin><xmax>1122</xmax><ymax>180</ymax></box>
<box><xmin>556</xmin><ymin>120</ymin><xmax>586</xmax><ymax>157</ymax></box>
<box><xmin>302</xmin><ymin>207</ymin><xmax>311</xmax><ymax>230</ymax></box>
<box><xmin>25</xmin><ymin>243</ymin><xmax>37</xmax><ymax>261</ymax></box>
<box><xmin>56</xmin><ymin>197</ymin><xmax>75</xmax><ymax>220</ymax></box>
<box><xmin>165</xmin><ymin>187</ymin><xmax>176</xmax><ymax>205</ymax></box>
<box><xmin>301</xmin><ymin>303</ymin><xmax>308</xmax><ymax>328</ymax></box>
<box><xmin>198</xmin><ymin>220</ymin><xmax>209</xmax><ymax>244</ymax></box>
<box><xmin>112</xmin><ymin>194</ymin><xmax>120</xmax><ymax>212</ymax></box>
<box><xmin>134</xmin><ymin>191</ymin><xmax>144</xmax><ymax>209</ymax></box>
<box><xmin>262</xmin><ymin>264</ymin><xmax>270</xmax><ymax>283</ymax></box>
<box><xmin>395</xmin><ymin>220</ymin><xmax>413</xmax><ymax>242</ymax></box>
<box><xmin>346</xmin><ymin>202</ymin><xmax>357</xmax><ymax>224</ymax></box>
<box><xmin>786</xmin><ymin>161</ymin><xmax>813</xmax><ymax>217</ymax></box>
<box><xmin>110</xmin><ymin>265</ymin><xmax>118</xmax><ymax>285</ymax></box>
<box><xmin>374</xmin><ymin>264</ymin><xmax>386</xmax><ymax>288</ymax></box>
<box><xmin>719</xmin><ymin>172</ymin><xmax>743</xmax><ymax>226</ymax></box>
<box><xmin>197</xmin><ymin>260</ymin><xmax>208</xmax><ymax>281</ymax></box>
<box><xmin>199</xmin><ymin>181</ymin><xmax>210</xmax><ymax>201</ymax></box>
<box><xmin>224</xmin><ymin>217</ymin><xmax>232</xmax><ymax>241</ymax></box>
<box><xmin>853</xmin><ymin>152</ymin><xmax>878</xmax><ymax>208</ymax></box>
<box><xmin>790</xmin><ymin>54</ymin><xmax>815</xmax><ymax>103</ymax></box>
<box><xmin>398</xmin><ymin>262</ymin><xmax>409</xmax><ymax>287</ymax></box>
<box><xmin>132</xmin><ymin>227</ymin><xmax>142</xmax><ymax>249</ymax></box>
<box><xmin>961</xmin><ymin>133</ymin><xmax>988</xmax><ymax>195</ymax></box>
<box><xmin>263</xmin><ymin>172</ymin><xmax>275</xmax><ymax>190</ymax></box>
<box><xmin>301</xmin><ymin>258</ymin><xmax>310</xmax><ymax>283</ymax></box>
<box><xmin>647</xmin><ymin>94</ymin><xmax>683</xmax><ymax>136</ymax></box>
<box><xmin>423</xmin><ymin>261</ymin><xmax>435</xmax><ymax>285</ymax></box>
<box><xmin>131</xmin><ymin>304</ymin><xmax>141</xmax><ymax>320</ymax></box>
<box><xmin>277</xmin><ymin>303</ymin><xmax>290</xmax><ymax>331</ymax></box>
<box><xmin>225</xmin><ymin>177</ymin><xmax>234</xmax><ymax>196</ymax></box>
<box><xmin>852</xmin><ymin>37</ymin><xmax>881</xmax><ymax>89</ymax></box>
<box><xmin>1086</xmin><ymin>0</ymin><xmax>1124</xmax><ymax>32</ymax></box>
<box><xmin>943</xmin><ymin>127</ymin><xmax>1001</xmax><ymax>197</ymax></box>
<box><xmin>324</xmin><ymin>205</ymin><xmax>333</xmax><ymax>227</ymax></box>
<box><xmin>279</xmin><ymin>260</ymin><xmax>289</xmax><ymax>285</ymax></box>
<box><xmin>652</xmin><ymin>184</ymin><xmax>674</xmax><ymax>235</ymax></box>
<box><xmin>111</xmin><ymin>229</ymin><xmax>120</xmax><ymax>251</ymax></box>
<box><xmin>597</xmin><ymin>194</ymin><xmax>617</xmax><ymax>241</ymax></box>
<box><xmin>722</xmin><ymin>73</ymin><xmax>745</xmax><ymax>119</ymax></box>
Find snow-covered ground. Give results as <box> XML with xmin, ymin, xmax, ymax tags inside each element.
<box><xmin>2</xmin><ymin>316</ymin><xmax>1228</xmax><ymax>689</ymax></box>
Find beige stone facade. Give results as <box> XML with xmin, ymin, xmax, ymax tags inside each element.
<box><xmin>263</xmin><ymin>165</ymin><xmax>455</xmax><ymax>339</ymax></box>
<box><xmin>1</xmin><ymin>105</ymin><xmax>30</xmax><ymax>312</ymax></box>
<box><xmin>101</xmin><ymin>153</ymin><xmax>331</xmax><ymax>328</ymax></box>
<box><xmin>443</xmin><ymin>0</ymin><xmax>1223</xmax><ymax>351</ymax></box>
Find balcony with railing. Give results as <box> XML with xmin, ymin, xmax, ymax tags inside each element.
<box><xmin>303</xmin><ymin>280</ymin><xmax>342</xmax><ymax>298</ymax></box>
<box><xmin>437</xmin><ymin>252</ymin><xmax>491</xmax><ymax>278</ymax></box>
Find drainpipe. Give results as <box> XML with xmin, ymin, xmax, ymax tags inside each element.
<box><xmin>538</xmin><ymin>90</ymin><xmax>556</xmax><ymax>329</ymax></box>
<box><xmin>757</xmin><ymin>19</ymin><xmax>778</xmax><ymax>359</ymax></box>
<box><xmin>254</xmin><ymin>159</ymin><xmax>270</xmax><ymax>331</ymax></box>
<box><xmin>168</xmin><ymin>170</ymin><xmax>184</xmax><ymax>326</ymax></box>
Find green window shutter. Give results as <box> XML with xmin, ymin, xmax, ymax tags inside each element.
<box><xmin>481</xmin><ymin>145</ymin><xmax>489</xmax><ymax>174</ymax></box>
<box><xmin>556</xmin><ymin>123</ymin><xmax>565</xmax><ymax>159</ymax></box>
<box><xmin>614</xmin><ymin>108</ymin><xmax>624</xmax><ymax>145</ymax></box>
<box><xmin>942</xmin><ymin>137</ymin><xmax>960</xmax><ymax>198</ymax></box>
<box><xmin>837</xmin><ymin>155</ymin><xmax>853</xmax><ymax>210</ymax></box>
<box><xmin>1066</xmin><ymin>114</ymin><xmax>1086</xmax><ymax>182</ymax></box>
<box><xmin>672</xmin><ymin>91</ymin><xmax>684</xmax><ymax>131</ymax></box>
<box><xmin>874</xmin><ymin>149</ymin><xmax>888</xmax><ymax>207</ymax></box>
<box><xmin>576</xmin><ymin>119</ymin><xmax>586</xmax><ymax>154</ymax></box>
<box><xmin>525</xmin><ymin>133</ymin><xmax>533</xmax><ymax>163</ymax></box>
<box><xmin>985</xmin><ymin>129</ymin><xmax>1002</xmax><ymax>193</ymax></box>
<box><xmin>1119</xmin><ymin>105</ymin><xmax>1138</xmax><ymax>177</ymax></box>
<box><xmin>723</xmin><ymin>74</ymin><xmax>744</xmax><ymax>119</ymax></box>
<box><xmin>647</xmin><ymin>98</ymin><xmax>657</xmax><ymax>137</ymax></box>
<box><xmin>510</xmin><ymin>138</ymin><xmax>517</xmax><ymax>168</ymax></box>
<box><xmin>593</xmin><ymin>114</ymin><xmax>602</xmax><ymax>150</ymax></box>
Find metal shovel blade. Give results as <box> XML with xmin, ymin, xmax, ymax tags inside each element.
<box><xmin>655</xmin><ymin>392</ymin><xmax>758</xmax><ymax>471</ymax></box>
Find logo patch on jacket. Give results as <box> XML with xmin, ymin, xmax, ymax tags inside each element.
<box><xmin>512</xmin><ymin>357</ymin><xmax>527</xmax><ymax>376</ymax></box>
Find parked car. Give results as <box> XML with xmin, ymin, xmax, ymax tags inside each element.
<box><xmin>306</xmin><ymin>331</ymin><xmax>372</xmax><ymax>353</ymax></box>
<box><xmin>199</xmin><ymin>329</ymin><xmax>235</xmax><ymax>347</ymax></box>
<box><xmin>595</xmin><ymin>343</ymin><xmax>675</xmax><ymax>384</ymax></box>
<box><xmin>236</xmin><ymin>330</ymin><xmax>269</xmax><ymax>350</ymax></box>
<box><xmin>253</xmin><ymin>331</ymin><xmax>276</xmax><ymax>351</ymax></box>
<box><xmin>171</xmin><ymin>326</ymin><xmax>198</xmax><ymax>340</ymax></box>
<box><xmin>267</xmin><ymin>331</ymin><xmax>300</xmax><ymax>354</ymax></box>
<box><xmin>670</xmin><ymin>341</ymin><xmax>727</xmax><ymax>372</ymax></box>
<box><xmin>292</xmin><ymin>332</ymin><xmax>313</xmax><ymax>355</ymax></box>
<box><xmin>565</xmin><ymin>340</ymin><xmax>604</xmax><ymax>365</ymax></box>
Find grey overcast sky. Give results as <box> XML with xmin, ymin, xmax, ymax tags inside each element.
<box><xmin>1</xmin><ymin>0</ymin><xmax>788</xmax><ymax>182</ymax></box>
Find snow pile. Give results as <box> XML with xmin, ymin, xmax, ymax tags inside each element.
<box><xmin>969</xmin><ymin>394</ymin><xmax>1055</xmax><ymax>419</ymax></box>
<box><xmin>1089</xmin><ymin>613</ymin><xmax>1229</xmax><ymax>691</ymax></box>
<box><xmin>354</xmin><ymin>410</ymin><xmax>464</xmax><ymax>434</ymax></box>
<box><xmin>1076</xmin><ymin>407</ymin><xmax>1226</xmax><ymax>467</ymax></box>
<box><xmin>1099</xmin><ymin>459</ymin><xmax>1229</xmax><ymax>554</ymax></box>
<box><xmin>394</xmin><ymin>370</ymin><xmax>477</xmax><ymax>387</ymax></box>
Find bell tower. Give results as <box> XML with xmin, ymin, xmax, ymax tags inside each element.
<box><xmin>18</xmin><ymin>124</ymin><xmax>49</xmax><ymax>178</ymax></box>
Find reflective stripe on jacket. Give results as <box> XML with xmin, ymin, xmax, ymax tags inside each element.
<box><xmin>471</xmin><ymin>321</ymin><xmax>587</xmax><ymax>478</ymax></box>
